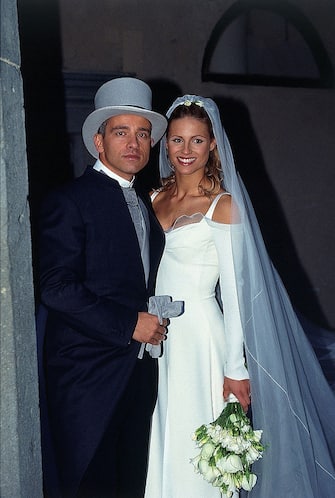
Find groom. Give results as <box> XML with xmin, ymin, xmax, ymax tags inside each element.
<box><xmin>38</xmin><ymin>77</ymin><xmax>168</xmax><ymax>497</ymax></box>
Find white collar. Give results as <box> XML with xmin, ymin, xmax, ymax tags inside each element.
<box><xmin>93</xmin><ymin>159</ymin><xmax>135</xmax><ymax>188</ymax></box>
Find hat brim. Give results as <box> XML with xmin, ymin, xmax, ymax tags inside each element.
<box><xmin>82</xmin><ymin>106</ymin><xmax>167</xmax><ymax>158</ymax></box>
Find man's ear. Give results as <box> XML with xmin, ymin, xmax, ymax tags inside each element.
<box><xmin>94</xmin><ymin>133</ymin><xmax>104</xmax><ymax>153</ymax></box>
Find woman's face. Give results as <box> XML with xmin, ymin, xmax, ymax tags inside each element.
<box><xmin>166</xmin><ymin>116</ymin><xmax>216</xmax><ymax>177</ymax></box>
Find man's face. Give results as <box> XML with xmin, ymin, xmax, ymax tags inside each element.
<box><xmin>94</xmin><ymin>114</ymin><xmax>153</xmax><ymax>180</ymax></box>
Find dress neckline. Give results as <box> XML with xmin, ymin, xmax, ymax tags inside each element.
<box><xmin>163</xmin><ymin>192</ymin><xmax>230</xmax><ymax>233</ymax></box>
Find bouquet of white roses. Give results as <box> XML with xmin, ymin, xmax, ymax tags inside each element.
<box><xmin>191</xmin><ymin>400</ymin><xmax>265</xmax><ymax>497</ymax></box>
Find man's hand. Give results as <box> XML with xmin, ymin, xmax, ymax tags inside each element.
<box><xmin>132</xmin><ymin>312</ymin><xmax>168</xmax><ymax>345</ymax></box>
<box><xmin>223</xmin><ymin>376</ymin><xmax>251</xmax><ymax>412</ymax></box>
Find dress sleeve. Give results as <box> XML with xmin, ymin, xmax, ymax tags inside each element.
<box><xmin>207</xmin><ymin>219</ymin><xmax>249</xmax><ymax>380</ymax></box>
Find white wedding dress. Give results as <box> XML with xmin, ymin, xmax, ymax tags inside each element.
<box><xmin>148</xmin><ymin>94</ymin><xmax>335</xmax><ymax>498</ymax></box>
<box><xmin>145</xmin><ymin>193</ymin><xmax>247</xmax><ymax>498</ymax></box>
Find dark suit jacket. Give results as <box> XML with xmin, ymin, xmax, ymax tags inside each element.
<box><xmin>38</xmin><ymin>166</ymin><xmax>165</xmax><ymax>494</ymax></box>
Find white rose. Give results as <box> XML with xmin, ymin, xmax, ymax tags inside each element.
<box><xmin>200</xmin><ymin>441</ymin><xmax>215</xmax><ymax>460</ymax></box>
<box><xmin>221</xmin><ymin>472</ymin><xmax>239</xmax><ymax>492</ymax></box>
<box><xmin>246</xmin><ymin>446</ymin><xmax>261</xmax><ymax>464</ymax></box>
<box><xmin>241</xmin><ymin>423</ymin><xmax>251</xmax><ymax>433</ymax></box>
<box><xmin>252</xmin><ymin>430</ymin><xmax>263</xmax><ymax>442</ymax></box>
<box><xmin>198</xmin><ymin>459</ymin><xmax>221</xmax><ymax>483</ymax></box>
<box><xmin>216</xmin><ymin>454</ymin><xmax>243</xmax><ymax>473</ymax></box>
<box><xmin>212</xmin><ymin>474</ymin><xmax>225</xmax><ymax>488</ymax></box>
<box><xmin>208</xmin><ymin>425</ymin><xmax>225</xmax><ymax>444</ymax></box>
<box><xmin>226</xmin><ymin>435</ymin><xmax>248</xmax><ymax>453</ymax></box>
<box><xmin>241</xmin><ymin>473</ymin><xmax>257</xmax><ymax>491</ymax></box>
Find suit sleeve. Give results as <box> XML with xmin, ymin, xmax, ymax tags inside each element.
<box><xmin>209</xmin><ymin>220</ymin><xmax>249</xmax><ymax>380</ymax></box>
<box><xmin>38</xmin><ymin>189</ymin><xmax>138</xmax><ymax>347</ymax></box>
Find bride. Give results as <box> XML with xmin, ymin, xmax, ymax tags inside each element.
<box><xmin>144</xmin><ymin>95</ymin><xmax>335</xmax><ymax>498</ymax></box>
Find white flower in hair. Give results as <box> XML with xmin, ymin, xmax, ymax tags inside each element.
<box><xmin>182</xmin><ymin>98</ymin><xmax>204</xmax><ymax>107</ymax></box>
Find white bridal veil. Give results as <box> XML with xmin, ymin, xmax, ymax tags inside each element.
<box><xmin>159</xmin><ymin>95</ymin><xmax>335</xmax><ymax>497</ymax></box>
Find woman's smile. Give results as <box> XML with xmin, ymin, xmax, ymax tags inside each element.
<box><xmin>177</xmin><ymin>156</ymin><xmax>196</xmax><ymax>165</ymax></box>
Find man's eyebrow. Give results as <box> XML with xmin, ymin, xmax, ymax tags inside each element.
<box><xmin>110</xmin><ymin>125</ymin><xmax>129</xmax><ymax>131</ymax></box>
<box><xmin>110</xmin><ymin>125</ymin><xmax>151</xmax><ymax>133</ymax></box>
<box><xmin>139</xmin><ymin>126</ymin><xmax>152</xmax><ymax>133</ymax></box>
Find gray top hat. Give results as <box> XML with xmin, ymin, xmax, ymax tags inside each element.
<box><xmin>82</xmin><ymin>77</ymin><xmax>167</xmax><ymax>158</ymax></box>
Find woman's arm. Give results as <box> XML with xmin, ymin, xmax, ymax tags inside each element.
<box><xmin>209</xmin><ymin>219</ymin><xmax>251</xmax><ymax>411</ymax></box>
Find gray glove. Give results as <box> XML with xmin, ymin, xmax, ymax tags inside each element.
<box><xmin>138</xmin><ymin>295</ymin><xmax>184</xmax><ymax>359</ymax></box>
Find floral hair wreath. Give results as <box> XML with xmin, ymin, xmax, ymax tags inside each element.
<box><xmin>181</xmin><ymin>98</ymin><xmax>204</xmax><ymax>107</ymax></box>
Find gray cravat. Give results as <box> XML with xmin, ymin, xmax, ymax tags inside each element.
<box><xmin>122</xmin><ymin>187</ymin><xmax>150</xmax><ymax>283</ymax></box>
<box><xmin>122</xmin><ymin>187</ymin><xmax>144</xmax><ymax>246</ymax></box>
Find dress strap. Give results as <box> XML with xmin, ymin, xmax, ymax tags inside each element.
<box><xmin>205</xmin><ymin>192</ymin><xmax>230</xmax><ymax>220</ymax></box>
<box><xmin>150</xmin><ymin>189</ymin><xmax>162</xmax><ymax>202</ymax></box>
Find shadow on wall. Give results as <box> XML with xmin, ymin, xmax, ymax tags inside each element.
<box><xmin>18</xmin><ymin>0</ymin><xmax>73</xmax><ymax>207</ymax></box>
<box><xmin>214</xmin><ymin>96</ymin><xmax>328</xmax><ymax>329</ymax></box>
<box><xmin>138</xmin><ymin>79</ymin><xmax>182</xmax><ymax>191</ymax></box>
<box><xmin>18</xmin><ymin>0</ymin><xmax>73</xmax><ymax>305</ymax></box>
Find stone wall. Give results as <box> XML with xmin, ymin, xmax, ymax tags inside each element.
<box><xmin>0</xmin><ymin>0</ymin><xmax>43</xmax><ymax>496</ymax></box>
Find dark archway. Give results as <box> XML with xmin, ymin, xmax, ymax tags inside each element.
<box><xmin>202</xmin><ymin>0</ymin><xmax>334</xmax><ymax>88</ymax></box>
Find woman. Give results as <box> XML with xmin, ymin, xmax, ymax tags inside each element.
<box><xmin>145</xmin><ymin>95</ymin><xmax>335</xmax><ymax>498</ymax></box>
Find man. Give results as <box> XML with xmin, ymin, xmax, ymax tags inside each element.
<box><xmin>38</xmin><ymin>77</ymin><xmax>168</xmax><ymax>497</ymax></box>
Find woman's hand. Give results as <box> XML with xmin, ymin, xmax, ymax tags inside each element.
<box><xmin>223</xmin><ymin>376</ymin><xmax>251</xmax><ymax>412</ymax></box>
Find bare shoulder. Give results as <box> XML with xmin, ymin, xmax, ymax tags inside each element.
<box><xmin>150</xmin><ymin>187</ymin><xmax>165</xmax><ymax>202</ymax></box>
<box><xmin>151</xmin><ymin>187</ymin><xmax>170</xmax><ymax>214</ymax></box>
<box><xmin>212</xmin><ymin>192</ymin><xmax>233</xmax><ymax>224</ymax></box>
<box><xmin>151</xmin><ymin>188</ymin><xmax>168</xmax><ymax>204</ymax></box>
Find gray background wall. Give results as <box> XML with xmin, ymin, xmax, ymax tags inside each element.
<box><xmin>20</xmin><ymin>0</ymin><xmax>335</xmax><ymax>330</ymax></box>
